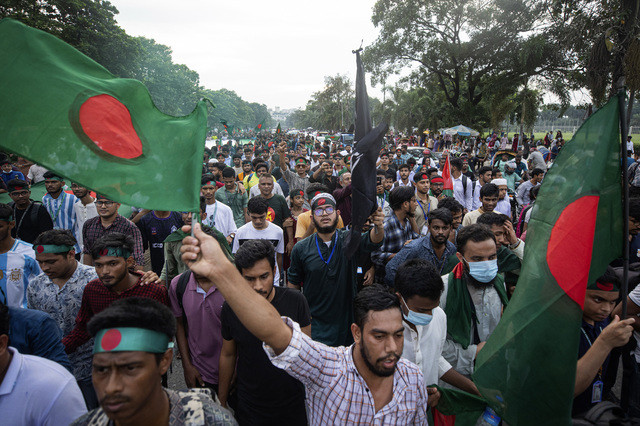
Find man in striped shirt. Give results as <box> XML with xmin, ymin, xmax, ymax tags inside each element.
<box><xmin>42</xmin><ymin>171</ymin><xmax>80</xmax><ymax>252</ymax></box>
<box><xmin>182</xmin><ymin>223</ymin><xmax>429</xmax><ymax>424</ymax></box>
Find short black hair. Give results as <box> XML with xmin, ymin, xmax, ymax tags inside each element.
<box><xmin>389</xmin><ymin>186</ymin><xmax>415</xmax><ymax>211</ymax></box>
<box><xmin>427</xmin><ymin>208</ymin><xmax>453</xmax><ymax>226</ymax></box>
<box><xmin>438</xmin><ymin>197</ymin><xmax>463</xmax><ymax>214</ymax></box>
<box><xmin>478</xmin><ymin>166</ymin><xmax>493</xmax><ymax>176</ymax></box>
<box><xmin>201</xmin><ymin>174</ymin><xmax>217</xmax><ymax>186</ymax></box>
<box><xmin>255</xmin><ymin>162</ymin><xmax>269</xmax><ymax>172</ymax></box>
<box><xmin>87</xmin><ymin>297</ymin><xmax>176</xmax><ymax>341</ymax></box>
<box><xmin>232</xmin><ymin>154</ymin><xmax>242</xmax><ymax>160</ymax></box>
<box><xmin>491</xmin><ymin>168</ymin><xmax>501</xmax><ymax>177</ymax></box>
<box><xmin>385</xmin><ymin>170</ymin><xmax>396</xmax><ymax>180</ymax></box>
<box><xmin>247</xmin><ymin>196</ymin><xmax>268</xmax><ymax>215</ymax></box>
<box><xmin>33</xmin><ymin>229</ymin><xmax>77</xmax><ymax>255</ymax></box>
<box><xmin>235</xmin><ymin>239</ymin><xmax>275</xmax><ymax>273</ymax></box>
<box><xmin>222</xmin><ymin>167</ymin><xmax>236</xmax><ymax>178</ymax></box>
<box><xmin>395</xmin><ymin>259</ymin><xmax>444</xmax><ymax>301</ymax></box>
<box><xmin>43</xmin><ymin>171</ymin><xmax>63</xmax><ymax>180</ymax></box>
<box><xmin>7</xmin><ymin>178</ymin><xmax>29</xmax><ymax>193</ymax></box>
<box><xmin>426</xmin><ymin>167</ymin><xmax>438</xmax><ymax>176</ymax></box>
<box><xmin>353</xmin><ymin>284</ymin><xmax>401</xmax><ymax>329</ymax></box>
<box><xmin>450</xmin><ymin>158</ymin><xmax>463</xmax><ymax>171</ymax></box>
<box><xmin>480</xmin><ymin>183</ymin><xmax>499</xmax><ymax>198</ymax></box>
<box><xmin>398</xmin><ymin>163</ymin><xmax>409</xmax><ymax>171</ymax></box>
<box><xmin>456</xmin><ymin>224</ymin><xmax>497</xmax><ymax>255</ymax></box>
<box><xmin>0</xmin><ymin>204</ymin><xmax>12</xmax><ymax>221</ymax></box>
<box><xmin>477</xmin><ymin>212</ymin><xmax>510</xmax><ymax>228</ymax></box>
<box><xmin>91</xmin><ymin>232</ymin><xmax>134</xmax><ymax>259</ymax></box>
<box><xmin>530</xmin><ymin>168</ymin><xmax>545</xmax><ymax>178</ymax></box>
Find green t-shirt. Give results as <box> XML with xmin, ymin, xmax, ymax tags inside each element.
<box><xmin>215</xmin><ymin>187</ymin><xmax>248</xmax><ymax>228</ymax></box>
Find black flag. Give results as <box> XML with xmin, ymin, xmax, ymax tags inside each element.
<box><xmin>344</xmin><ymin>49</ymin><xmax>388</xmax><ymax>259</ymax></box>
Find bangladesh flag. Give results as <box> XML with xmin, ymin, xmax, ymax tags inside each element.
<box><xmin>472</xmin><ymin>95</ymin><xmax>623</xmax><ymax>423</ymax></box>
<box><xmin>220</xmin><ymin>119</ymin><xmax>233</xmax><ymax>136</ymax></box>
<box><xmin>441</xmin><ymin>152</ymin><xmax>454</xmax><ymax>197</ymax></box>
<box><xmin>276</xmin><ymin>123</ymin><xmax>282</xmax><ymax>134</ymax></box>
<box><xmin>255</xmin><ymin>120</ymin><xmax>265</xmax><ymax>132</ymax></box>
<box><xmin>0</xmin><ymin>19</ymin><xmax>207</xmax><ymax>212</ymax></box>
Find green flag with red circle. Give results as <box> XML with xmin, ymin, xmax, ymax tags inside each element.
<box><xmin>0</xmin><ymin>19</ymin><xmax>207</xmax><ymax>212</ymax></box>
<box><xmin>471</xmin><ymin>94</ymin><xmax>623</xmax><ymax>424</ymax></box>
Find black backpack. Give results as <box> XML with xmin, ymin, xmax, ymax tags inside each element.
<box><xmin>9</xmin><ymin>201</ymin><xmax>43</xmax><ymax>234</ymax></box>
<box><xmin>572</xmin><ymin>401</ymin><xmax>639</xmax><ymax>425</ymax></box>
<box><xmin>175</xmin><ymin>270</ymin><xmax>192</xmax><ymax>335</ymax></box>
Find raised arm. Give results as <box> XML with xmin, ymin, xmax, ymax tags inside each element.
<box><xmin>181</xmin><ymin>223</ymin><xmax>293</xmax><ymax>354</ymax></box>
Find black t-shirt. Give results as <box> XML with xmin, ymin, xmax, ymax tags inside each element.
<box><xmin>137</xmin><ymin>212</ymin><xmax>183</xmax><ymax>274</ymax></box>
<box><xmin>262</xmin><ymin>195</ymin><xmax>291</xmax><ymax>229</ymax></box>
<box><xmin>221</xmin><ymin>287</ymin><xmax>310</xmax><ymax>424</ymax></box>
<box><xmin>10</xmin><ymin>201</ymin><xmax>54</xmax><ymax>243</ymax></box>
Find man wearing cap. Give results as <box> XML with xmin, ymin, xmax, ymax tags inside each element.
<box><xmin>504</xmin><ymin>161</ymin><xmax>522</xmax><ymax>193</ymax></box>
<box><xmin>277</xmin><ymin>142</ymin><xmax>310</xmax><ymax>198</ymax></box>
<box><xmin>0</xmin><ymin>203</ymin><xmax>40</xmax><ymax>308</ymax></box>
<box><xmin>310</xmin><ymin>151</ymin><xmax>320</xmax><ymax>169</ymax></box>
<box><xmin>71</xmin><ymin>297</ymin><xmax>236</xmax><ymax>425</ymax></box>
<box><xmin>492</xmin><ymin>178</ymin><xmax>512</xmax><ymax>218</ymax></box>
<box><xmin>0</xmin><ymin>303</ymin><xmax>88</xmax><ymax>425</ymax></box>
<box><xmin>413</xmin><ymin>172</ymin><xmax>438</xmax><ymax>235</ymax></box>
<box><xmin>42</xmin><ymin>171</ymin><xmax>81</xmax><ymax>251</ymax></box>
<box><xmin>288</xmin><ymin>193</ymin><xmax>385</xmax><ymax>346</ymax></box>
<box><xmin>63</xmin><ymin>232</ymin><xmax>168</xmax><ymax>354</ymax></box>
<box><xmin>81</xmin><ymin>194</ymin><xmax>144</xmax><ymax>268</ymax></box>
<box><xmin>295</xmin><ymin>184</ymin><xmax>346</xmax><ymax>240</ymax></box>
<box><xmin>7</xmin><ymin>178</ymin><xmax>53</xmax><ymax>244</ymax></box>
<box><xmin>201</xmin><ymin>174</ymin><xmax>237</xmax><ymax>244</ymax></box>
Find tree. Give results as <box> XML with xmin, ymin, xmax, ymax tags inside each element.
<box><xmin>289</xmin><ymin>75</ymin><xmax>355</xmax><ymax>131</ymax></box>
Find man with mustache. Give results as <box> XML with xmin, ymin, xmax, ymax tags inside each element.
<box><xmin>71</xmin><ymin>298</ymin><xmax>236</xmax><ymax>425</ymax></box>
<box><xmin>62</xmin><ymin>232</ymin><xmax>166</xmax><ymax>355</ymax></box>
<box><xmin>181</xmin><ymin>226</ymin><xmax>428</xmax><ymax>424</ymax></box>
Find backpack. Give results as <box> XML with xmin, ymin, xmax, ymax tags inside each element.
<box><xmin>516</xmin><ymin>203</ymin><xmax>534</xmax><ymax>238</ymax></box>
<box><xmin>461</xmin><ymin>175</ymin><xmax>476</xmax><ymax>198</ymax></box>
<box><xmin>175</xmin><ymin>270</ymin><xmax>192</xmax><ymax>335</ymax></box>
<box><xmin>572</xmin><ymin>401</ymin><xmax>637</xmax><ymax>425</ymax></box>
<box><xmin>630</xmin><ymin>162</ymin><xmax>640</xmax><ymax>187</ymax></box>
<box><xmin>9</xmin><ymin>200</ymin><xmax>43</xmax><ymax>231</ymax></box>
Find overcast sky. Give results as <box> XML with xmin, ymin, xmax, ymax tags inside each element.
<box><xmin>109</xmin><ymin>0</ymin><xmax>382</xmax><ymax>110</ymax></box>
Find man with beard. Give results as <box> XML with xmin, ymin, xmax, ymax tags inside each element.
<box><xmin>180</xmin><ymin>229</ymin><xmax>427</xmax><ymax>423</ymax></box>
<box><xmin>42</xmin><ymin>171</ymin><xmax>80</xmax><ymax>251</ymax></box>
<box><xmin>462</xmin><ymin>183</ymin><xmax>499</xmax><ymax>226</ymax></box>
<box><xmin>7</xmin><ymin>178</ymin><xmax>53</xmax><ymax>243</ymax></box>
<box><xmin>371</xmin><ymin>186</ymin><xmax>419</xmax><ymax>283</ymax></box>
<box><xmin>492</xmin><ymin>178</ymin><xmax>512</xmax><ymax>218</ymax></box>
<box><xmin>439</xmin><ymin>224</ymin><xmax>508</xmax><ymax>379</ymax></box>
<box><xmin>219</xmin><ymin>240</ymin><xmax>310</xmax><ymax>424</ymax></box>
<box><xmin>288</xmin><ymin>193</ymin><xmax>385</xmax><ymax>347</ymax></box>
<box><xmin>375</xmin><ymin>171</ymin><xmax>392</xmax><ymax>217</ymax></box>
<box><xmin>430</xmin><ymin>175</ymin><xmax>445</xmax><ymax>200</ymax></box>
<box><xmin>71</xmin><ymin>298</ymin><xmax>236</xmax><ymax>425</ymax></box>
<box><xmin>413</xmin><ymin>172</ymin><xmax>438</xmax><ymax>235</ymax></box>
<box><xmin>385</xmin><ymin>208</ymin><xmax>457</xmax><ymax>286</ymax></box>
<box><xmin>62</xmin><ymin>233</ymin><xmax>168</xmax><ymax>354</ymax></box>
<box><xmin>70</xmin><ymin>183</ymin><xmax>97</xmax><ymax>258</ymax></box>
<box><xmin>392</xmin><ymin>164</ymin><xmax>413</xmax><ymax>189</ymax></box>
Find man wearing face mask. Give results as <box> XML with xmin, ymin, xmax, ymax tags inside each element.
<box><xmin>439</xmin><ymin>224</ymin><xmax>508</xmax><ymax>380</ymax></box>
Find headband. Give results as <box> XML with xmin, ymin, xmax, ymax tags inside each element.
<box><xmin>293</xmin><ymin>189</ymin><xmax>305</xmax><ymax>198</ymax></box>
<box><xmin>430</xmin><ymin>177</ymin><xmax>444</xmax><ymax>184</ymax></box>
<box><xmin>96</xmin><ymin>247</ymin><xmax>131</xmax><ymax>259</ymax></box>
<box><xmin>0</xmin><ymin>215</ymin><xmax>13</xmax><ymax>222</ymax></box>
<box><xmin>587</xmin><ymin>280</ymin><xmax>620</xmax><ymax>292</ymax></box>
<box><xmin>414</xmin><ymin>173</ymin><xmax>430</xmax><ymax>183</ymax></box>
<box><xmin>35</xmin><ymin>244</ymin><xmax>74</xmax><ymax>254</ymax></box>
<box><xmin>45</xmin><ymin>176</ymin><xmax>64</xmax><ymax>182</ymax></box>
<box><xmin>94</xmin><ymin>327</ymin><xmax>173</xmax><ymax>354</ymax></box>
<box><xmin>311</xmin><ymin>193</ymin><xmax>336</xmax><ymax>210</ymax></box>
<box><xmin>295</xmin><ymin>158</ymin><xmax>307</xmax><ymax>165</ymax></box>
<box><xmin>202</xmin><ymin>180</ymin><xmax>217</xmax><ymax>188</ymax></box>
<box><xmin>9</xmin><ymin>185</ymin><xmax>28</xmax><ymax>192</ymax></box>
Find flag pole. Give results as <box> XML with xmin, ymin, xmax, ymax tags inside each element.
<box><xmin>619</xmin><ymin>88</ymin><xmax>630</xmax><ymax>319</ymax></box>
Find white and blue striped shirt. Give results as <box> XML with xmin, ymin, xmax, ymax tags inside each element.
<box><xmin>42</xmin><ymin>191</ymin><xmax>80</xmax><ymax>251</ymax></box>
<box><xmin>1</xmin><ymin>240</ymin><xmax>41</xmax><ymax>308</ymax></box>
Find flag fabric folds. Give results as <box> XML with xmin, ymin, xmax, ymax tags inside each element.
<box><xmin>472</xmin><ymin>95</ymin><xmax>623</xmax><ymax>424</ymax></box>
<box><xmin>344</xmin><ymin>49</ymin><xmax>388</xmax><ymax>259</ymax></box>
<box><xmin>441</xmin><ymin>153</ymin><xmax>454</xmax><ymax>197</ymax></box>
<box><xmin>276</xmin><ymin>123</ymin><xmax>282</xmax><ymax>134</ymax></box>
<box><xmin>0</xmin><ymin>19</ymin><xmax>207</xmax><ymax>212</ymax></box>
<box><xmin>220</xmin><ymin>119</ymin><xmax>233</xmax><ymax>136</ymax></box>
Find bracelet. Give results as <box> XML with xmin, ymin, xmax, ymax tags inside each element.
<box><xmin>508</xmin><ymin>239</ymin><xmax>521</xmax><ymax>249</ymax></box>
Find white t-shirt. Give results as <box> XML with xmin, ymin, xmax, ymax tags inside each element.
<box><xmin>73</xmin><ymin>201</ymin><xmax>98</xmax><ymax>250</ymax></box>
<box><xmin>232</xmin><ymin>222</ymin><xmax>284</xmax><ymax>285</ymax></box>
<box><xmin>203</xmin><ymin>201</ymin><xmax>237</xmax><ymax>237</ymax></box>
<box><xmin>26</xmin><ymin>164</ymin><xmax>48</xmax><ymax>183</ymax></box>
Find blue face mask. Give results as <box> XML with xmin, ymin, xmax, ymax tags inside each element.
<box><xmin>464</xmin><ymin>258</ymin><xmax>498</xmax><ymax>283</ymax></box>
<box><xmin>401</xmin><ymin>296</ymin><xmax>433</xmax><ymax>326</ymax></box>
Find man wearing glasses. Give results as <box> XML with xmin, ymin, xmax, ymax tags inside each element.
<box><xmin>7</xmin><ymin>178</ymin><xmax>53</xmax><ymax>243</ymax></box>
<box><xmin>81</xmin><ymin>194</ymin><xmax>144</xmax><ymax>269</ymax></box>
<box><xmin>287</xmin><ymin>193</ymin><xmax>385</xmax><ymax>347</ymax></box>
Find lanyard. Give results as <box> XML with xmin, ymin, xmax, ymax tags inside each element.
<box><xmin>50</xmin><ymin>192</ymin><xmax>66</xmax><ymax>224</ymax></box>
<box><xmin>315</xmin><ymin>233</ymin><xmax>337</xmax><ymax>265</ymax></box>
<box><xmin>416</xmin><ymin>198</ymin><xmax>430</xmax><ymax>221</ymax></box>
<box><xmin>14</xmin><ymin>202</ymin><xmax>32</xmax><ymax>236</ymax></box>
<box><xmin>208</xmin><ymin>202</ymin><xmax>218</xmax><ymax>227</ymax></box>
<box><xmin>580</xmin><ymin>326</ymin><xmax>602</xmax><ymax>348</ymax></box>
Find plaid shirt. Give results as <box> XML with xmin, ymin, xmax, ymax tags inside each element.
<box><xmin>82</xmin><ymin>214</ymin><xmax>144</xmax><ymax>265</ymax></box>
<box><xmin>265</xmin><ymin>318</ymin><xmax>428</xmax><ymax>425</ymax></box>
<box><xmin>371</xmin><ymin>213</ymin><xmax>419</xmax><ymax>267</ymax></box>
<box><xmin>62</xmin><ymin>272</ymin><xmax>169</xmax><ymax>353</ymax></box>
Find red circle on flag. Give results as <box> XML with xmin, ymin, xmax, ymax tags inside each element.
<box><xmin>78</xmin><ymin>94</ymin><xmax>143</xmax><ymax>159</ymax></box>
<box><xmin>101</xmin><ymin>329</ymin><xmax>122</xmax><ymax>351</ymax></box>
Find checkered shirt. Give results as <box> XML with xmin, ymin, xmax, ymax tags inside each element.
<box><xmin>81</xmin><ymin>214</ymin><xmax>144</xmax><ymax>265</ymax></box>
<box><xmin>371</xmin><ymin>213</ymin><xmax>419</xmax><ymax>267</ymax></box>
<box><xmin>264</xmin><ymin>317</ymin><xmax>429</xmax><ymax>425</ymax></box>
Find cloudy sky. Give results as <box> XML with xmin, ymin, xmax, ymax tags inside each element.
<box><xmin>109</xmin><ymin>0</ymin><xmax>382</xmax><ymax>110</ymax></box>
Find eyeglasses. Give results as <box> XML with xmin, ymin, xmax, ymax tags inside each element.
<box><xmin>10</xmin><ymin>190</ymin><xmax>29</xmax><ymax>197</ymax></box>
<box><xmin>95</xmin><ymin>201</ymin><xmax>114</xmax><ymax>207</ymax></box>
<box><xmin>313</xmin><ymin>206</ymin><xmax>335</xmax><ymax>216</ymax></box>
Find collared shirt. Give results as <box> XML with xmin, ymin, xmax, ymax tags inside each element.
<box><xmin>414</xmin><ymin>195</ymin><xmax>438</xmax><ymax>235</ymax></box>
<box><xmin>371</xmin><ymin>213</ymin><xmax>419</xmax><ymax>267</ymax></box>
<box><xmin>385</xmin><ymin>235</ymin><xmax>457</xmax><ymax>286</ymax></box>
<box><xmin>264</xmin><ymin>317</ymin><xmax>429</xmax><ymax>425</ymax></box>
<box><xmin>281</xmin><ymin>168</ymin><xmax>310</xmax><ymax>196</ymax></box>
<box><xmin>28</xmin><ymin>263</ymin><xmax>97</xmax><ymax>380</ymax></box>
<box><xmin>461</xmin><ymin>208</ymin><xmax>485</xmax><ymax>227</ymax></box>
<box><xmin>0</xmin><ymin>347</ymin><xmax>87</xmax><ymax>426</ymax></box>
<box><xmin>81</xmin><ymin>214</ymin><xmax>144</xmax><ymax>265</ymax></box>
<box><xmin>169</xmin><ymin>273</ymin><xmax>225</xmax><ymax>384</ymax></box>
<box><xmin>494</xmin><ymin>197</ymin><xmax>511</xmax><ymax>218</ymax></box>
<box><xmin>42</xmin><ymin>191</ymin><xmax>80</xmax><ymax>250</ymax></box>
<box><xmin>62</xmin><ymin>273</ymin><xmax>169</xmax><ymax>353</ymax></box>
<box><xmin>71</xmin><ymin>388</ymin><xmax>237</xmax><ymax>425</ymax></box>
<box><xmin>452</xmin><ymin>175</ymin><xmax>473</xmax><ymax>211</ymax></box>
<box><xmin>215</xmin><ymin>187</ymin><xmax>249</xmax><ymax>228</ymax></box>
<box><xmin>1</xmin><ymin>240</ymin><xmax>41</xmax><ymax>308</ymax></box>
<box><xmin>401</xmin><ymin>307</ymin><xmax>452</xmax><ymax>386</ymax></box>
<box><xmin>516</xmin><ymin>181</ymin><xmax>539</xmax><ymax>206</ymax></box>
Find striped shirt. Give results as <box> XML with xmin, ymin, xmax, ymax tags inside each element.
<box><xmin>264</xmin><ymin>317</ymin><xmax>429</xmax><ymax>425</ymax></box>
<box><xmin>42</xmin><ymin>191</ymin><xmax>80</xmax><ymax>251</ymax></box>
<box><xmin>1</xmin><ymin>240</ymin><xmax>41</xmax><ymax>308</ymax></box>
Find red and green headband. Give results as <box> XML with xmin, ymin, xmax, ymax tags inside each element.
<box><xmin>431</xmin><ymin>177</ymin><xmax>444</xmax><ymax>184</ymax></box>
<box><xmin>96</xmin><ymin>247</ymin><xmax>131</xmax><ymax>259</ymax></box>
<box><xmin>35</xmin><ymin>244</ymin><xmax>73</xmax><ymax>254</ymax></box>
<box><xmin>94</xmin><ymin>327</ymin><xmax>173</xmax><ymax>354</ymax></box>
<box><xmin>414</xmin><ymin>173</ymin><xmax>430</xmax><ymax>183</ymax></box>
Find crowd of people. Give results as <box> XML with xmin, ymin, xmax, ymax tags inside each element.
<box><xmin>0</xmin><ymin>128</ymin><xmax>638</xmax><ymax>425</ymax></box>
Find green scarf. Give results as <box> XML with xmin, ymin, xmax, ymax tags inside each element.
<box><xmin>445</xmin><ymin>262</ymin><xmax>508</xmax><ymax>349</ymax></box>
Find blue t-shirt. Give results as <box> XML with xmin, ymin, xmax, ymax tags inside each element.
<box><xmin>137</xmin><ymin>211</ymin><xmax>183</xmax><ymax>275</ymax></box>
